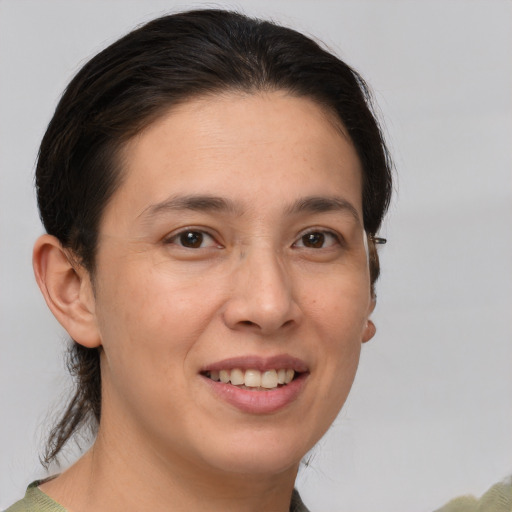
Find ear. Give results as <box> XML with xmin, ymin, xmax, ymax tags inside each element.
<box><xmin>33</xmin><ymin>234</ymin><xmax>102</xmax><ymax>348</ymax></box>
<box><xmin>362</xmin><ymin>297</ymin><xmax>377</xmax><ymax>343</ymax></box>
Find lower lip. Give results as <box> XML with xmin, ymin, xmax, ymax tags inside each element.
<box><xmin>201</xmin><ymin>373</ymin><xmax>308</xmax><ymax>414</ymax></box>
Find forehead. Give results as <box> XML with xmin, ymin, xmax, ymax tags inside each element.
<box><xmin>104</xmin><ymin>91</ymin><xmax>363</xmax><ymax>229</ymax></box>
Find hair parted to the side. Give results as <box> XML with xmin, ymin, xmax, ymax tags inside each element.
<box><xmin>36</xmin><ymin>8</ymin><xmax>392</xmax><ymax>466</ymax></box>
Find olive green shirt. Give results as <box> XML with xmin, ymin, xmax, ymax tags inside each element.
<box><xmin>5</xmin><ymin>483</ymin><xmax>66</xmax><ymax>512</ymax></box>
<box><xmin>7</xmin><ymin>478</ymin><xmax>511</xmax><ymax>511</ymax></box>
<box><xmin>433</xmin><ymin>479</ymin><xmax>512</xmax><ymax>512</ymax></box>
<box><xmin>5</xmin><ymin>482</ymin><xmax>310</xmax><ymax>512</ymax></box>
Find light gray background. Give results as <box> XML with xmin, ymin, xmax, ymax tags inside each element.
<box><xmin>1</xmin><ymin>1</ymin><xmax>511</xmax><ymax>511</ymax></box>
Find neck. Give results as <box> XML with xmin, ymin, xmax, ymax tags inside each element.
<box><xmin>40</xmin><ymin>425</ymin><xmax>299</xmax><ymax>512</ymax></box>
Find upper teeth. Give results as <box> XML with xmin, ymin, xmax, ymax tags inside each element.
<box><xmin>208</xmin><ymin>368</ymin><xmax>295</xmax><ymax>389</ymax></box>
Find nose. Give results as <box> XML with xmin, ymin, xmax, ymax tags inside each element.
<box><xmin>222</xmin><ymin>247</ymin><xmax>302</xmax><ymax>335</ymax></box>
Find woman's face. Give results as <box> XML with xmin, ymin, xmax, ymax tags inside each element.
<box><xmin>90</xmin><ymin>91</ymin><xmax>375</xmax><ymax>476</ymax></box>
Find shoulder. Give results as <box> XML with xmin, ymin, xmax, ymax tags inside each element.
<box><xmin>434</xmin><ymin>477</ymin><xmax>512</xmax><ymax>512</ymax></box>
<box><xmin>4</xmin><ymin>482</ymin><xmax>67</xmax><ymax>512</ymax></box>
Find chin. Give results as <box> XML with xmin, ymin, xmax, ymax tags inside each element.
<box><xmin>196</xmin><ymin>428</ymin><xmax>317</xmax><ymax>477</ymax></box>
<box><xmin>209</xmin><ymin>449</ymin><xmax>302</xmax><ymax>477</ymax></box>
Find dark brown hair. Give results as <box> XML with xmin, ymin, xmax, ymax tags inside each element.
<box><xmin>36</xmin><ymin>8</ymin><xmax>392</xmax><ymax>465</ymax></box>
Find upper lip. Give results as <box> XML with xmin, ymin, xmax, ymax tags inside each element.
<box><xmin>200</xmin><ymin>354</ymin><xmax>308</xmax><ymax>373</ymax></box>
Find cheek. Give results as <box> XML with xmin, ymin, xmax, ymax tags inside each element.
<box><xmin>318</xmin><ymin>300</ymin><xmax>363</xmax><ymax>383</ymax></box>
<box><xmin>94</xmin><ymin>261</ymin><xmax>223</xmax><ymax>375</ymax></box>
<box><xmin>304</xmin><ymin>275</ymin><xmax>369</xmax><ymax>394</ymax></box>
<box><xmin>94</xmin><ymin>268</ymin><xmax>202</xmax><ymax>425</ymax></box>
<box><xmin>304</xmin><ymin>271</ymin><xmax>371</xmax><ymax>335</ymax></box>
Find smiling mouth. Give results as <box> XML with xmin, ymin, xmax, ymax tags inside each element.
<box><xmin>203</xmin><ymin>368</ymin><xmax>297</xmax><ymax>390</ymax></box>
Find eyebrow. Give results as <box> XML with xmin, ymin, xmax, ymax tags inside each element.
<box><xmin>139</xmin><ymin>193</ymin><xmax>361</xmax><ymax>225</ymax></box>
<box><xmin>138</xmin><ymin>194</ymin><xmax>243</xmax><ymax>219</ymax></box>
<box><xmin>285</xmin><ymin>196</ymin><xmax>362</xmax><ymax>224</ymax></box>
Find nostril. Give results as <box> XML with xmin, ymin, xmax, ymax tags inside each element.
<box><xmin>237</xmin><ymin>318</ymin><xmax>295</xmax><ymax>330</ymax></box>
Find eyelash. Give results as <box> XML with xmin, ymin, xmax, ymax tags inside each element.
<box><xmin>292</xmin><ymin>229</ymin><xmax>343</xmax><ymax>250</ymax></box>
<box><xmin>163</xmin><ymin>228</ymin><xmax>221</xmax><ymax>249</ymax></box>
<box><xmin>164</xmin><ymin>228</ymin><xmax>343</xmax><ymax>251</ymax></box>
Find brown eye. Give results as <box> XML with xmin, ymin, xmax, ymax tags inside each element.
<box><xmin>302</xmin><ymin>232</ymin><xmax>325</xmax><ymax>248</ymax></box>
<box><xmin>179</xmin><ymin>231</ymin><xmax>204</xmax><ymax>248</ymax></box>
<box><xmin>294</xmin><ymin>230</ymin><xmax>340</xmax><ymax>250</ymax></box>
<box><xmin>164</xmin><ymin>229</ymin><xmax>221</xmax><ymax>252</ymax></box>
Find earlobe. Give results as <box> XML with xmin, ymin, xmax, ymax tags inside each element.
<box><xmin>362</xmin><ymin>319</ymin><xmax>376</xmax><ymax>343</ymax></box>
<box><xmin>362</xmin><ymin>297</ymin><xmax>377</xmax><ymax>343</ymax></box>
<box><xmin>33</xmin><ymin>234</ymin><xmax>101</xmax><ymax>348</ymax></box>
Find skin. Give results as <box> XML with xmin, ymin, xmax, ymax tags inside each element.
<box><xmin>33</xmin><ymin>91</ymin><xmax>376</xmax><ymax>512</ymax></box>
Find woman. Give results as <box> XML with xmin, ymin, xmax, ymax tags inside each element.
<box><xmin>6</xmin><ymin>9</ymin><xmax>391</xmax><ymax>512</ymax></box>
